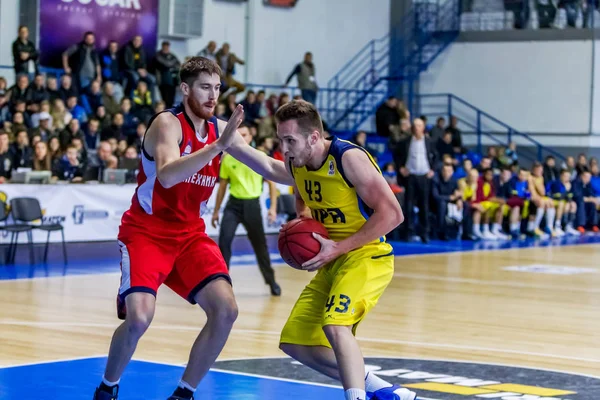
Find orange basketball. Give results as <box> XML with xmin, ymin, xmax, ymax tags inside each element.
<box><xmin>278</xmin><ymin>217</ymin><xmax>330</xmax><ymax>270</ymax></box>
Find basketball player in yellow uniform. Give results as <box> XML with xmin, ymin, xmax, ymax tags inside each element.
<box><xmin>272</xmin><ymin>101</ymin><xmax>416</xmax><ymax>400</ymax></box>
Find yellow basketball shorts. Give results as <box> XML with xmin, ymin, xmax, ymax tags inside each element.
<box><xmin>480</xmin><ymin>200</ymin><xmax>500</xmax><ymax>216</ymax></box>
<box><xmin>280</xmin><ymin>242</ymin><xmax>394</xmax><ymax>348</ymax></box>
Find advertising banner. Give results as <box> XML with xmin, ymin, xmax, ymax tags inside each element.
<box><xmin>1</xmin><ymin>183</ymin><xmax>291</xmax><ymax>244</ymax></box>
<box><xmin>39</xmin><ymin>0</ymin><xmax>159</xmax><ymax>68</ymax></box>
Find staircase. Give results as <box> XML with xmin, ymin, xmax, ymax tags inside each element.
<box><xmin>325</xmin><ymin>0</ymin><xmax>461</xmax><ymax>132</ymax></box>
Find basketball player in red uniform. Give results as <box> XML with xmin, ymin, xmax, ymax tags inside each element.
<box><xmin>93</xmin><ymin>57</ymin><xmax>293</xmax><ymax>400</ymax></box>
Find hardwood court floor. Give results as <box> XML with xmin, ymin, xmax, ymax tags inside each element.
<box><xmin>0</xmin><ymin>242</ymin><xmax>599</xmax><ymax>382</ymax></box>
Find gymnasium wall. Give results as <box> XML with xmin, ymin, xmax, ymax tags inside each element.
<box><xmin>0</xmin><ymin>0</ymin><xmax>20</xmax><ymax>83</ymax></box>
<box><xmin>419</xmin><ymin>40</ymin><xmax>594</xmax><ymax>136</ymax></box>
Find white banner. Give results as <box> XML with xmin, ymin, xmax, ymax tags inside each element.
<box><xmin>0</xmin><ymin>183</ymin><xmax>292</xmax><ymax>243</ymax></box>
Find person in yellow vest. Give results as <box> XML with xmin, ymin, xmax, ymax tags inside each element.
<box><xmin>212</xmin><ymin>122</ymin><xmax>281</xmax><ymax>296</ymax></box>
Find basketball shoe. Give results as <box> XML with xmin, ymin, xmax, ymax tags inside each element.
<box><xmin>369</xmin><ymin>386</ymin><xmax>417</xmax><ymax>400</ymax></box>
<box><xmin>93</xmin><ymin>385</ymin><xmax>118</xmax><ymax>400</ymax></box>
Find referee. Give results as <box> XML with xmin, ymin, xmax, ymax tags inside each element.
<box><xmin>212</xmin><ymin>123</ymin><xmax>281</xmax><ymax>296</ymax></box>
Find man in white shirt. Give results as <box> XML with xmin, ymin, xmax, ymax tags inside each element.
<box><xmin>395</xmin><ymin>118</ymin><xmax>435</xmax><ymax>243</ymax></box>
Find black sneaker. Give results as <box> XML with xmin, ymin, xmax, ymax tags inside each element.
<box><xmin>269</xmin><ymin>281</ymin><xmax>281</xmax><ymax>296</ymax></box>
<box><xmin>93</xmin><ymin>384</ymin><xmax>119</xmax><ymax>400</ymax></box>
<box><xmin>167</xmin><ymin>396</ymin><xmax>194</xmax><ymax>400</ymax></box>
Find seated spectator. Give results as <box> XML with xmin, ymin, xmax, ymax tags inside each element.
<box><xmin>153</xmin><ymin>101</ymin><xmax>166</xmax><ymax>115</ymax></box>
<box><xmin>50</xmin><ymin>98</ymin><xmax>71</xmax><ymax>131</ymax></box>
<box><xmin>10</xmin><ymin>129</ymin><xmax>33</xmax><ymax>169</ymax></box>
<box><xmin>13</xmin><ymin>100</ymin><xmax>32</xmax><ymax>128</ymax></box>
<box><xmin>31</xmin><ymin>134</ymin><xmax>42</xmax><ymax>147</ymax></box>
<box><xmin>575</xmin><ymin>153</ymin><xmax>588</xmax><ymax>176</ymax></box>
<box><xmin>59</xmin><ymin>118</ymin><xmax>85</xmax><ymax>151</ymax></box>
<box><xmin>130</xmin><ymin>122</ymin><xmax>145</xmax><ymax>150</ymax></box>
<box><xmin>85</xmin><ymin>118</ymin><xmax>102</xmax><ymax>152</ymax></box>
<box><xmin>548</xmin><ymin>169</ymin><xmax>579</xmax><ymax>236</ymax></box>
<box><xmin>102</xmin><ymin>81</ymin><xmax>120</xmax><ymax>116</ymax></box>
<box><xmin>529</xmin><ymin>162</ymin><xmax>556</xmax><ymax>238</ymax></box>
<box><xmin>429</xmin><ymin>117</ymin><xmax>446</xmax><ymax>142</ymax></box>
<box><xmin>477</xmin><ymin>157</ymin><xmax>492</xmax><ymax>172</ymax></box>
<box><xmin>486</xmin><ymin>146</ymin><xmax>501</xmax><ymax>170</ymax></box>
<box><xmin>0</xmin><ymin>132</ymin><xmax>12</xmax><ymax>182</ymax></box>
<box><xmin>46</xmin><ymin>76</ymin><xmax>60</xmax><ymax>102</ymax></box>
<box><xmin>478</xmin><ymin>168</ymin><xmax>509</xmax><ymax>239</ymax></box>
<box><xmin>54</xmin><ymin>145</ymin><xmax>84</xmax><ymax>182</ymax></box>
<box><xmin>72</xmin><ymin>136</ymin><xmax>88</xmax><ymax>165</ymax></box>
<box><xmin>432</xmin><ymin>163</ymin><xmax>463</xmax><ymax>240</ymax></box>
<box><xmin>132</xmin><ymin>81</ymin><xmax>153</xmax><ymax>123</ymax></box>
<box><xmin>66</xmin><ymin>95</ymin><xmax>87</xmax><ymax>125</ymax></box>
<box><xmin>382</xmin><ymin>162</ymin><xmax>399</xmax><ymax>188</ymax></box>
<box><xmin>255</xmin><ymin>135</ymin><xmax>273</xmax><ymax>156</ymax></box>
<box><xmin>7</xmin><ymin>74</ymin><xmax>31</xmax><ymax>112</ymax></box>
<box><xmin>436</xmin><ymin>131</ymin><xmax>454</xmax><ymax>164</ymax></box>
<box><xmin>100</xmin><ymin>40</ymin><xmax>124</xmax><ymax>102</ymax></box>
<box><xmin>102</xmin><ymin>112</ymin><xmax>125</xmax><ymax>142</ymax></box>
<box><xmin>30</xmin><ymin>111</ymin><xmax>53</xmax><ymax>142</ymax></box>
<box><xmin>496</xmin><ymin>167</ymin><xmax>524</xmax><ymax>238</ymax></box>
<box><xmin>81</xmin><ymin>80</ymin><xmax>103</xmax><ymax>115</ymax></box>
<box><xmin>119</xmin><ymin>98</ymin><xmax>140</xmax><ymax>138</ymax></box>
<box><xmin>446</xmin><ymin>116</ymin><xmax>463</xmax><ymax>154</ymax></box>
<box><xmin>48</xmin><ymin>135</ymin><xmax>62</xmax><ymax>162</ymax></box>
<box><xmin>31</xmin><ymin>100</ymin><xmax>53</xmax><ymax>128</ymax></box>
<box><xmin>11</xmin><ymin>111</ymin><xmax>28</xmax><ymax>134</ymax></box>
<box><xmin>28</xmin><ymin>73</ymin><xmax>49</xmax><ymax>112</ymax></box>
<box><xmin>58</xmin><ymin>74</ymin><xmax>78</xmax><ymax>102</ymax></box>
<box><xmin>94</xmin><ymin>105</ymin><xmax>112</xmax><ymax>129</ymax></box>
<box><xmin>32</xmin><ymin>141</ymin><xmax>52</xmax><ymax>172</ymax></box>
<box><xmin>223</xmin><ymin>93</ymin><xmax>238</xmax><ymax>120</ymax></box>
<box><xmin>543</xmin><ymin>155</ymin><xmax>559</xmax><ymax>183</ymax></box>
<box><xmin>572</xmin><ymin>169</ymin><xmax>598</xmax><ymax>233</ymax></box>
<box><xmin>241</xmin><ymin>91</ymin><xmax>261</xmax><ymax>127</ymax></box>
<box><xmin>122</xmin><ymin>35</ymin><xmax>157</xmax><ymax>100</ymax></box>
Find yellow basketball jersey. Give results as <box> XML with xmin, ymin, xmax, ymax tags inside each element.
<box><xmin>290</xmin><ymin>137</ymin><xmax>385</xmax><ymax>244</ymax></box>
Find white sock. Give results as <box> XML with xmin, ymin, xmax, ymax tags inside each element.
<box><xmin>178</xmin><ymin>380</ymin><xmax>196</xmax><ymax>392</ymax></box>
<box><xmin>555</xmin><ymin>219</ymin><xmax>562</xmax><ymax>229</ymax></box>
<box><xmin>527</xmin><ymin>219</ymin><xmax>535</xmax><ymax>232</ymax></box>
<box><xmin>492</xmin><ymin>223</ymin><xmax>503</xmax><ymax>234</ymax></box>
<box><xmin>534</xmin><ymin>208</ymin><xmax>545</xmax><ymax>229</ymax></box>
<box><xmin>482</xmin><ymin>224</ymin><xmax>490</xmax><ymax>234</ymax></box>
<box><xmin>365</xmin><ymin>371</ymin><xmax>392</xmax><ymax>393</ymax></box>
<box><xmin>510</xmin><ymin>222</ymin><xmax>520</xmax><ymax>232</ymax></box>
<box><xmin>472</xmin><ymin>224</ymin><xmax>481</xmax><ymax>236</ymax></box>
<box><xmin>345</xmin><ymin>388</ymin><xmax>366</xmax><ymax>400</ymax></box>
<box><xmin>546</xmin><ymin>208</ymin><xmax>556</xmax><ymax>230</ymax></box>
<box><xmin>102</xmin><ymin>375</ymin><xmax>120</xmax><ymax>387</ymax></box>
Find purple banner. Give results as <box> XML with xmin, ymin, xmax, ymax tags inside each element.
<box><xmin>39</xmin><ymin>0</ymin><xmax>159</xmax><ymax>68</ymax></box>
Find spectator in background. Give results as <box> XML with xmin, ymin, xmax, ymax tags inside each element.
<box><xmin>66</xmin><ymin>95</ymin><xmax>87</xmax><ymax>125</ymax></box>
<box><xmin>30</xmin><ymin>112</ymin><xmax>53</xmax><ymax>142</ymax></box>
<box><xmin>48</xmin><ymin>136</ymin><xmax>62</xmax><ymax>162</ymax></box>
<box><xmin>197</xmin><ymin>41</ymin><xmax>217</xmax><ymax>62</ymax></box>
<box><xmin>28</xmin><ymin>74</ymin><xmax>49</xmax><ymax>112</ymax></box>
<box><xmin>131</xmin><ymin>122</ymin><xmax>145</xmax><ymax>149</ymax></box>
<box><xmin>375</xmin><ymin>96</ymin><xmax>400</xmax><ymax>137</ymax></box>
<box><xmin>102</xmin><ymin>82</ymin><xmax>120</xmax><ymax>116</ymax></box>
<box><xmin>223</xmin><ymin>93</ymin><xmax>238</xmax><ymax>120</ymax></box>
<box><xmin>46</xmin><ymin>76</ymin><xmax>60</xmax><ymax>103</ymax></box>
<box><xmin>55</xmin><ymin>145</ymin><xmax>84</xmax><ymax>182</ymax></box>
<box><xmin>0</xmin><ymin>132</ymin><xmax>12</xmax><ymax>182</ymax></box>
<box><xmin>31</xmin><ymin>100</ymin><xmax>52</xmax><ymax>128</ymax></box>
<box><xmin>285</xmin><ymin>52</ymin><xmax>318</xmax><ymax>104</ymax></box>
<box><xmin>529</xmin><ymin>162</ymin><xmax>556</xmax><ymax>238</ymax></box>
<box><xmin>241</xmin><ymin>91</ymin><xmax>261</xmax><ymax>127</ymax></box>
<box><xmin>573</xmin><ymin>169</ymin><xmax>598</xmax><ymax>233</ymax></box>
<box><xmin>446</xmin><ymin>115</ymin><xmax>463</xmax><ymax>154</ymax></box>
<box><xmin>62</xmin><ymin>31</ymin><xmax>101</xmax><ymax>90</ymax></box>
<box><xmin>543</xmin><ymin>155</ymin><xmax>559</xmax><ymax>183</ymax></box>
<box><xmin>548</xmin><ymin>169</ymin><xmax>579</xmax><ymax>236</ymax></box>
<box><xmin>154</xmin><ymin>41</ymin><xmax>180</xmax><ymax>108</ymax></box>
<box><xmin>11</xmin><ymin>112</ymin><xmax>28</xmax><ymax>135</ymax></box>
<box><xmin>153</xmin><ymin>100</ymin><xmax>166</xmax><ymax>115</ymax></box>
<box><xmin>216</xmin><ymin>43</ymin><xmax>245</xmax><ymax>98</ymax></box>
<box><xmin>59</xmin><ymin>74</ymin><xmax>78</xmax><ymax>102</ymax></box>
<box><xmin>119</xmin><ymin>98</ymin><xmax>140</xmax><ymax>139</ymax></box>
<box><xmin>123</xmin><ymin>35</ymin><xmax>157</xmax><ymax>100</ymax></box>
<box><xmin>505</xmin><ymin>141</ymin><xmax>518</xmax><ymax>166</ymax></box>
<box><xmin>132</xmin><ymin>81</ymin><xmax>153</xmax><ymax>123</ymax></box>
<box><xmin>12</xmin><ymin>26</ymin><xmax>38</xmax><ymax>77</ymax></box>
<box><xmin>11</xmin><ymin>129</ymin><xmax>33</xmax><ymax>169</ymax></box>
<box><xmin>395</xmin><ymin>118</ymin><xmax>435</xmax><ymax>243</ymax></box>
<box><xmin>32</xmin><ymin>141</ymin><xmax>52</xmax><ymax>172</ymax></box>
<box><xmin>59</xmin><ymin>118</ymin><xmax>84</xmax><ymax>151</ymax></box>
<box><xmin>85</xmin><ymin>118</ymin><xmax>102</xmax><ymax>152</ymax></box>
<box><xmin>81</xmin><ymin>80</ymin><xmax>103</xmax><ymax>116</ymax></box>
<box><xmin>7</xmin><ymin>74</ymin><xmax>31</xmax><ymax>112</ymax></box>
<box><xmin>100</xmin><ymin>40</ymin><xmax>124</xmax><ymax>101</ymax></box>
<box><xmin>496</xmin><ymin>167</ymin><xmax>524</xmax><ymax>238</ymax></box>
<box><xmin>102</xmin><ymin>112</ymin><xmax>124</xmax><ymax>142</ymax></box>
<box><xmin>51</xmin><ymin>98</ymin><xmax>72</xmax><ymax>132</ymax></box>
<box><xmin>432</xmin><ymin>163</ymin><xmax>463</xmax><ymax>240</ymax></box>
<box><xmin>576</xmin><ymin>153</ymin><xmax>588</xmax><ymax>176</ymax></box>
<box><xmin>564</xmin><ymin>155</ymin><xmax>577</xmax><ymax>178</ymax></box>
<box><xmin>95</xmin><ymin>105</ymin><xmax>112</xmax><ymax>129</ymax></box>
<box><xmin>429</xmin><ymin>117</ymin><xmax>446</xmax><ymax>142</ymax></box>
<box><xmin>436</xmin><ymin>131</ymin><xmax>454</xmax><ymax>165</ymax></box>
<box><xmin>255</xmin><ymin>136</ymin><xmax>273</xmax><ymax>156</ymax></box>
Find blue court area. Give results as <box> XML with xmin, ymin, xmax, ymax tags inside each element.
<box><xmin>0</xmin><ymin>357</ymin><xmax>342</xmax><ymax>400</ymax></box>
<box><xmin>1</xmin><ymin>233</ymin><xmax>600</xmax><ymax>280</ymax></box>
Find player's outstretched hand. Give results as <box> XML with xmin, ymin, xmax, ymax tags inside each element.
<box><xmin>301</xmin><ymin>233</ymin><xmax>341</xmax><ymax>272</ymax></box>
<box><xmin>217</xmin><ymin>104</ymin><xmax>244</xmax><ymax>150</ymax></box>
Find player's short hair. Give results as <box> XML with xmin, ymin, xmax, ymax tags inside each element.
<box><xmin>275</xmin><ymin>100</ymin><xmax>323</xmax><ymax>137</ymax></box>
<box><xmin>179</xmin><ymin>57</ymin><xmax>222</xmax><ymax>86</ymax></box>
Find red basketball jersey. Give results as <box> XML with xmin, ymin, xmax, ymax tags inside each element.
<box><xmin>122</xmin><ymin>104</ymin><xmax>221</xmax><ymax>230</ymax></box>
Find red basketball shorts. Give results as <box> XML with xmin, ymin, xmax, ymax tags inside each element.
<box><xmin>116</xmin><ymin>220</ymin><xmax>230</xmax><ymax>309</ymax></box>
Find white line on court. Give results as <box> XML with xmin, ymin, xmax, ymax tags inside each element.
<box><xmin>393</xmin><ymin>272</ymin><xmax>600</xmax><ymax>293</ymax></box>
<box><xmin>1</xmin><ymin>319</ymin><xmax>598</xmax><ymax>364</ymax></box>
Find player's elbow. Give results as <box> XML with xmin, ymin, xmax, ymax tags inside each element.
<box><xmin>392</xmin><ymin>202</ymin><xmax>404</xmax><ymax>227</ymax></box>
<box><xmin>157</xmin><ymin>170</ymin><xmax>176</xmax><ymax>189</ymax></box>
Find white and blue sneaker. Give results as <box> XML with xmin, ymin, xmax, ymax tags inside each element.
<box><xmin>368</xmin><ymin>385</ymin><xmax>417</xmax><ymax>400</ymax></box>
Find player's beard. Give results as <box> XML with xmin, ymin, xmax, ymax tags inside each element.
<box><xmin>186</xmin><ymin>94</ymin><xmax>214</xmax><ymax>120</ymax></box>
<box><xmin>293</xmin><ymin>140</ymin><xmax>313</xmax><ymax>167</ymax></box>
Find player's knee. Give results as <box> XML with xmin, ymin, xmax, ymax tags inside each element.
<box><xmin>126</xmin><ymin>311</ymin><xmax>153</xmax><ymax>338</ymax></box>
<box><xmin>207</xmin><ymin>299</ymin><xmax>238</xmax><ymax>327</ymax></box>
<box><xmin>279</xmin><ymin>342</ymin><xmax>296</xmax><ymax>358</ymax></box>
